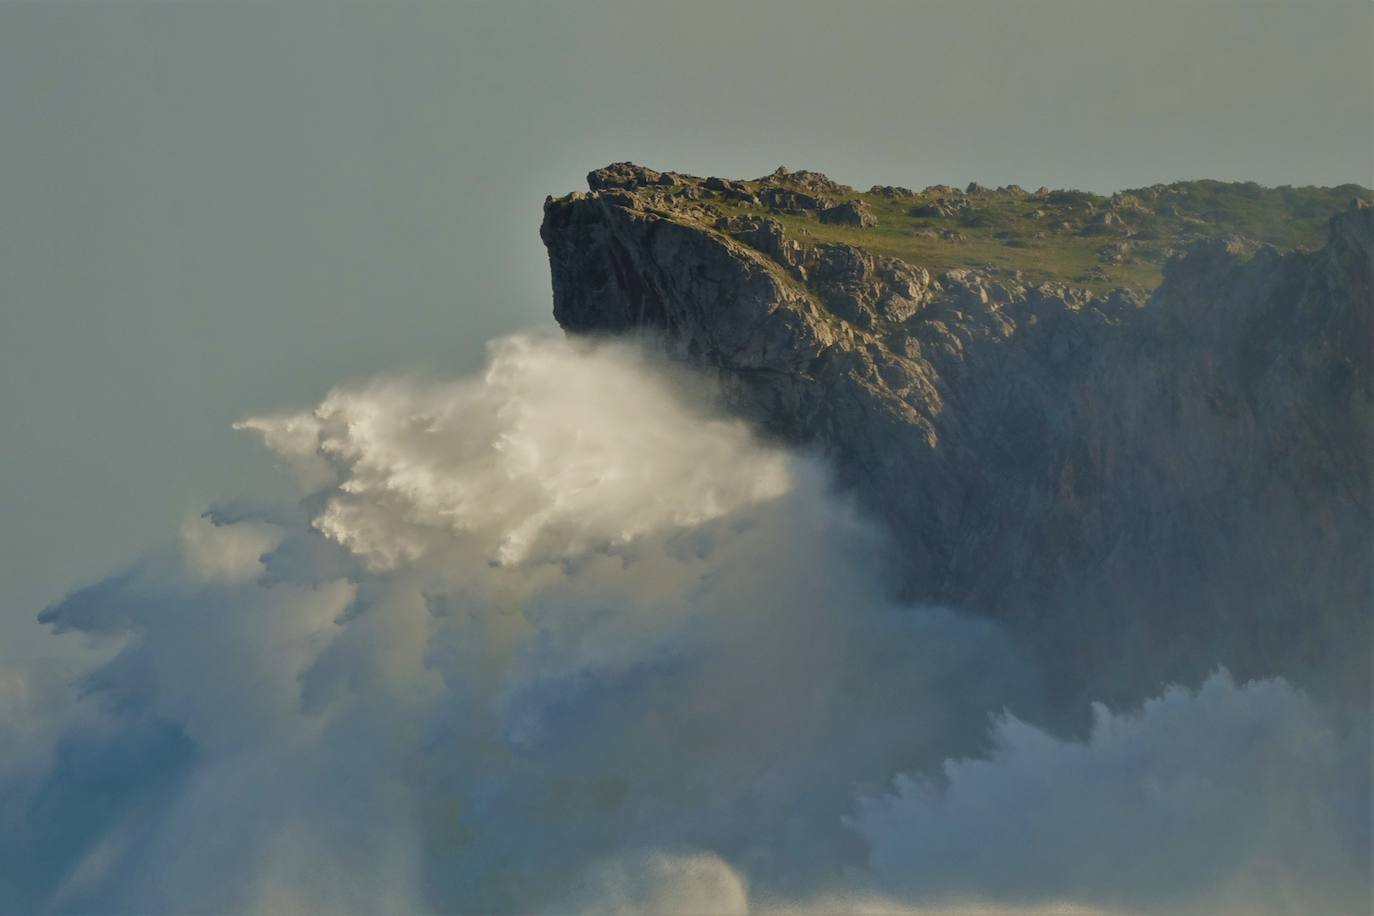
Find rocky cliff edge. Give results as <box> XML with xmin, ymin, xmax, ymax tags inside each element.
<box><xmin>542</xmin><ymin>163</ymin><xmax>1372</xmax><ymax>709</ymax></box>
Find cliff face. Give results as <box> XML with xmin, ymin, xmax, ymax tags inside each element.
<box><xmin>542</xmin><ymin>164</ymin><xmax>1372</xmax><ymax>708</ymax></box>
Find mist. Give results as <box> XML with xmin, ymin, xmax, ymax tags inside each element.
<box><xmin>1</xmin><ymin>333</ymin><xmax>1364</xmax><ymax>915</ymax></box>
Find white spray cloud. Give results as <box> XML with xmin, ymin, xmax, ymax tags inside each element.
<box><xmin>178</xmin><ymin>516</ymin><xmax>284</xmax><ymax>584</ymax></box>
<box><xmin>6</xmin><ymin>333</ymin><xmax>1367</xmax><ymax>915</ymax></box>
<box><xmin>852</xmin><ymin>671</ymin><xmax>1371</xmax><ymax>916</ymax></box>
<box><xmin>238</xmin><ymin>334</ymin><xmax>792</xmax><ymax>569</ymax></box>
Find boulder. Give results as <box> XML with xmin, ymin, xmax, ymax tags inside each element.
<box><xmin>911</xmin><ymin>202</ymin><xmax>955</xmax><ymax>218</ymax></box>
<box><xmin>759</xmin><ymin>187</ymin><xmax>831</xmax><ymax>211</ymax></box>
<box><xmin>588</xmin><ymin>162</ymin><xmax>680</xmax><ymax>190</ymax></box>
<box><xmin>820</xmin><ymin>199</ymin><xmax>878</xmax><ymax>227</ymax></box>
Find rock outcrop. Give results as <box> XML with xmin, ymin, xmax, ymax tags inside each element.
<box><xmin>542</xmin><ymin>166</ymin><xmax>1372</xmax><ymax>711</ymax></box>
<box><xmin>819</xmin><ymin>199</ymin><xmax>877</xmax><ymax>227</ymax></box>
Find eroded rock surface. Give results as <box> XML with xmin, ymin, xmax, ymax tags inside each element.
<box><xmin>542</xmin><ymin>166</ymin><xmax>1372</xmax><ymax>711</ymax></box>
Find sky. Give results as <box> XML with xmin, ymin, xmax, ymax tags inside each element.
<box><xmin>1</xmin><ymin>0</ymin><xmax>1371</xmax><ymax>673</ymax></box>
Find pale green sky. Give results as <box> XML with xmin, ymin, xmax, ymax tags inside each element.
<box><xmin>1</xmin><ymin>0</ymin><xmax>1370</xmax><ymax>661</ymax></box>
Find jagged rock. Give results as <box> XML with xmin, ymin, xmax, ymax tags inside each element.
<box><xmin>876</xmin><ymin>260</ymin><xmax>934</xmax><ymax>322</ymax></box>
<box><xmin>762</xmin><ymin>166</ymin><xmax>853</xmax><ymax>196</ymax></box>
<box><xmin>820</xmin><ymin>199</ymin><xmax>877</xmax><ymax>227</ymax></box>
<box><xmin>1110</xmin><ymin>192</ymin><xmax>1147</xmax><ymax>211</ymax></box>
<box><xmin>542</xmin><ymin>164</ymin><xmax>1373</xmax><ymax>712</ymax></box>
<box><xmin>759</xmin><ymin>187</ymin><xmax>831</xmax><ymax>211</ymax></box>
<box><xmin>1082</xmin><ymin>210</ymin><xmax>1125</xmax><ymax>233</ymax></box>
<box><xmin>704</xmin><ymin>176</ymin><xmax>758</xmax><ymax>204</ymax></box>
<box><xmin>715</xmin><ymin>214</ymin><xmax>805</xmax><ymax>274</ymax></box>
<box><xmin>588</xmin><ymin>162</ymin><xmax>686</xmax><ymax>190</ymax></box>
<box><xmin>870</xmin><ymin>185</ymin><xmax>916</xmax><ymax>198</ymax></box>
<box><xmin>911</xmin><ymin>202</ymin><xmax>956</xmax><ymax>218</ymax></box>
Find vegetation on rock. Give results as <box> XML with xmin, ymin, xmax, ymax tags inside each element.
<box><xmin>577</xmin><ymin>162</ymin><xmax>1367</xmax><ymax>293</ymax></box>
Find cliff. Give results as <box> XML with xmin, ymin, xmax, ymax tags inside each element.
<box><xmin>541</xmin><ymin>163</ymin><xmax>1373</xmax><ymax>709</ymax></box>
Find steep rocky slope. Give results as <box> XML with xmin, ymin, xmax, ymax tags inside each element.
<box><xmin>541</xmin><ymin>163</ymin><xmax>1372</xmax><ymax>711</ymax></box>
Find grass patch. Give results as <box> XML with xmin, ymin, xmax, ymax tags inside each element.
<box><xmin>691</xmin><ymin>175</ymin><xmax>1366</xmax><ymax>294</ymax></box>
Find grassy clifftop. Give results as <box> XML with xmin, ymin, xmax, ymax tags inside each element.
<box><xmin>606</xmin><ymin>164</ymin><xmax>1367</xmax><ymax>293</ymax></box>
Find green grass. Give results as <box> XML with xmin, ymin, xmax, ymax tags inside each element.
<box><xmin>682</xmin><ymin>176</ymin><xmax>1367</xmax><ymax>294</ymax></box>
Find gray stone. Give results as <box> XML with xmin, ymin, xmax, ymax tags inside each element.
<box><xmin>758</xmin><ymin>187</ymin><xmax>831</xmax><ymax>211</ymax></box>
<box><xmin>819</xmin><ymin>199</ymin><xmax>877</xmax><ymax>227</ymax></box>
<box><xmin>542</xmin><ymin>163</ymin><xmax>1373</xmax><ymax>713</ymax></box>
